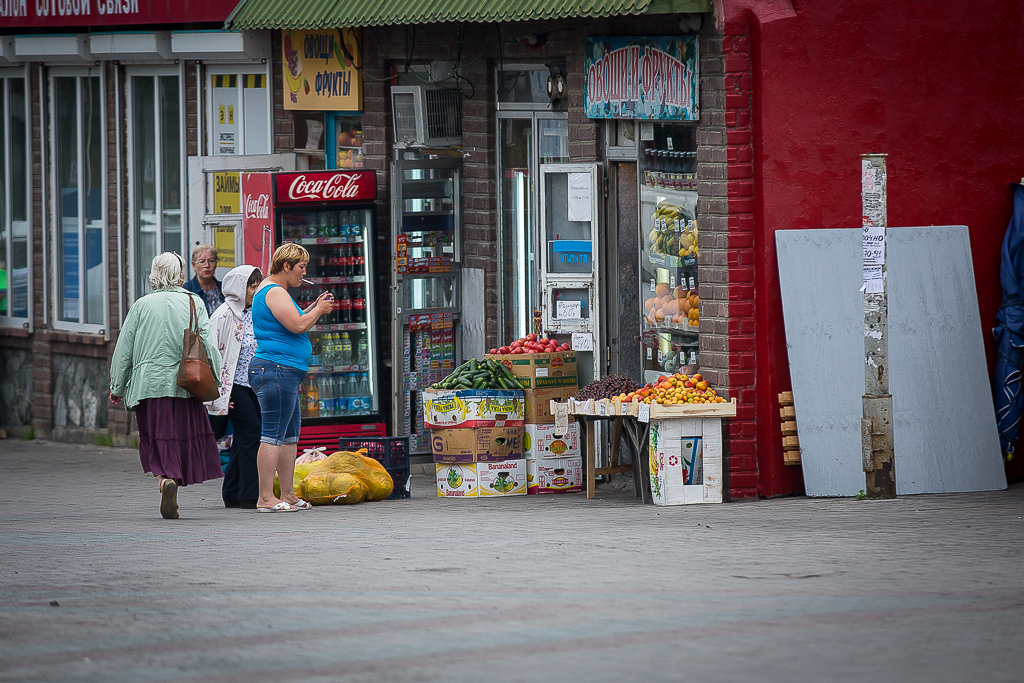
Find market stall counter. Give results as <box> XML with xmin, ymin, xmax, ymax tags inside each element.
<box><xmin>551</xmin><ymin>397</ymin><xmax>737</xmax><ymax>503</ymax></box>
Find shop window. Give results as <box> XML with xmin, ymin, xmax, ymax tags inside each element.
<box><xmin>0</xmin><ymin>75</ymin><xmax>30</xmax><ymax>324</ymax></box>
<box><xmin>209</xmin><ymin>70</ymin><xmax>270</xmax><ymax>156</ymax></box>
<box><xmin>129</xmin><ymin>72</ymin><xmax>183</xmax><ymax>299</ymax></box>
<box><xmin>52</xmin><ymin>73</ymin><xmax>105</xmax><ymax>329</ymax></box>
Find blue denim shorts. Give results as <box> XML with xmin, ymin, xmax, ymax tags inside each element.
<box><xmin>248</xmin><ymin>359</ymin><xmax>307</xmax><ymax>446</ymax></box>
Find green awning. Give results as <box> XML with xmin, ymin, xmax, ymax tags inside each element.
<box><xmin>228</xmin><ymin>0</ymin><xmax>710</xmax><ymax>30</ymax></box>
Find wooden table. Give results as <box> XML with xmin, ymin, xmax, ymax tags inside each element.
<box><xmin>552</xmin><ymin>398</ymin><xmax>738</xmax><ymax>501</ymax></box>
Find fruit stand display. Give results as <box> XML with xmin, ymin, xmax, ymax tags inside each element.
<box><xmin>640</xmin><ymin>166</ymin><xmax>700</xmax><ymax>384</ymax></box>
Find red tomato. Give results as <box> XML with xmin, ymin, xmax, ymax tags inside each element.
<box><xmin>526</xmin><ymin>333</ymin><xmax>537</xmax><ymax>342</ymax></box>
<box><xmin>498</xmin><ymin>346</ymin><xmax>511</xmax><ymax>354</ymax></box>
<box><xmin>511</xmin><ymin>347</ymin><xmax>523</xmax><ymax>354</ymax></box>
<box><xmin>511</xmin><ymin>340</ymin><xmax>523</xmax><ymax>349</ymax></box>
<box><xmin>489</xmin><ymin>348</ymin><xmax>498</xmax><ymax>355</ymax></box>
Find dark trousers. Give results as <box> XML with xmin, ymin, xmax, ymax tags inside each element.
<box><xmin>222</xmin><ymin>384</ymin><xmax>261</xmax><ymax>506</ymax></box>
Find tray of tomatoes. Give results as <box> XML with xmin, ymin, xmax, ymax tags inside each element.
<box><xmin>490</xmin><ymin>334</ymin><xmax>572</xmax><ymax>355</ymax></box>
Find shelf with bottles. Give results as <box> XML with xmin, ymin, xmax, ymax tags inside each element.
<box><xmin>640</xmin><ymin>122</ymin><xmax>697</xmax><ymax>175</ymax></box>
<box><xmin>296</xmin><ymin>281</ymin><xmax>369</xmax><ymax>326</ymax></box>
<box><xmin>280</xmin><ymin>209</ymin><xmax>366</xmax><ymax>241</ymax></box>
<box><xmin>301</xmin><ymin>371</ymin><xmax>374</xmax><ymax>420</ymax></box>
<box><xmin>303</xmin><ymin>275</ymin><xmax>366</xmax><ymax>285</ymax></box>
<box><xmin>312</xmin><ymin>322</ymin><xmax>368</xmax><ymax>332</ymax></box>
<box><xmin>283</xmin><ymin>235</ymin><xmax>365</xmax><ymax>246</ymax></box>
<box><xmin>307</xmin><ymin>364</ymin><xmax>370</xmax><ymax>374</ymax></box>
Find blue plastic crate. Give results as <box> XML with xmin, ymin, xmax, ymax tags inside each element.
<box><xmin>339</xmin><ymin>436</ymin><xmax>410</xmax><ymax>469</ymax></box>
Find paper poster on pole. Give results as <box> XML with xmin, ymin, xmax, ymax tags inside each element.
<box><xmin>863</xmin><ymin>265</ymin><xmax>884</xmax><ymax>294</ymax></box>
<box><xmin>863</xmin><ymin>225</ymin><xmax>885</xmax><ymax>265</ymax></box>
<box><xmin>567</xmin><ymin>173</ymin><xmax>592</xmax><ymax>223</ymax></box>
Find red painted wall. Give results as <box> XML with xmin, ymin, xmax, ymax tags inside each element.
<box><xmin>739</xmin><ymin>0</ymin><xmax>1024</xmax><ymax>495</ymax></box>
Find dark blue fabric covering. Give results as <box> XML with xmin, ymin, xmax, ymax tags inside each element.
<box><xmin>993</xmin><ymin>184</ymin><xmax>1024</xmax><ymax>455</ymax></box>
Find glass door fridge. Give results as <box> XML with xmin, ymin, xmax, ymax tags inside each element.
<box><xmin>271</xmin><ymin>170</ymin><xmax>385</xmax><ymax>431</ymax></box>
<box><xmin>391</xmin><ymin>154</ymin><xmax>462</xmax><ymax>456</ymax></box>
<box><xmin>639</xmin><ymin>123</ymin><xmax>700</xmax><ymax>384</ymax></box>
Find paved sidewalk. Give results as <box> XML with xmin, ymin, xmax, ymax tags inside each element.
<box><xmin>1</xmin><ymin>438</ymin><xmax>1021</xmax><ymax>683</ymax></box>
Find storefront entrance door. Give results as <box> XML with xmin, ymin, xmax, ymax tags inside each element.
<box><xmin>186</xmin><ymin>154</ymin><xmax>295</xmax><ymax>279</ymax></box>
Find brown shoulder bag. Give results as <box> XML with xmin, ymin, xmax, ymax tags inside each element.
<box><xmin>176</xmin><ymin>295</ymin><xmax>220</xmax><ymax>402</ymax></box>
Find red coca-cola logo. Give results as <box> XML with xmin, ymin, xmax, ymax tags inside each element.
<box><xmin>275</xmin><ymin>171</ymin><xmax>376</xmax><ymax>204</ymax></box>
<box><xmin>243</xmin><ymin>193</ymin><xmax>270</xmax><ymax>219</ymax></box>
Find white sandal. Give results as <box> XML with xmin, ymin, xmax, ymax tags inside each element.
<box><xmin>256</xmin><ymin>501</ymin><xmax>298</xmax><ymax>513</ymax></box>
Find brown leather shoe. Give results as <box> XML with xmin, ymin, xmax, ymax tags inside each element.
<box><xmin>160</xmin><ymin>479</ymin><xmax>180</xmax><ymax>519</ymax></box>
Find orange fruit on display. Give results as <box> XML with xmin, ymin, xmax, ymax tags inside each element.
<box><xmin>655</xmin><ymin>283</ymin><xmax>670</xmax><ymax>297</ymax></box>
<box><xmin>620</xmin><ymin>372</ymin><xmax>727</xmax><ymax>405</ymax></box>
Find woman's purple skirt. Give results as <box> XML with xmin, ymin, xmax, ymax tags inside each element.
<box><xmin>136</xmin><ymin>397</ymin><xmax>223</xmax><ymax>487</ymax></box>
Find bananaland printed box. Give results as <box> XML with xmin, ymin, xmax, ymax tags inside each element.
<box><xmin>526</xmin><ymin>457</ymin><xmax>583</xmax><ymax>494</ymax></box>
<box><xmin>435</xmin><ymin>460</ymin><xmax>527</xmax><ymax>498</ymax></box>
<box><xmin>524</xmin><ymin>423</ymin><xmax>581</xmax><ymax>459</ymax></box>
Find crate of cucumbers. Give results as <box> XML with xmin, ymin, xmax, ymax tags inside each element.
<box><xmin>422</xmin><ymin>358</ymin><xmax>526</xmax><ymax>429</ymax></box>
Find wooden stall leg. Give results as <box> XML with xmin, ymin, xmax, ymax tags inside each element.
<box><xmin>586</xmin><ymin>418</ymin><xmax>596</xmax><ymax>499</ymax></box>
<box><xmin>610</xmin><ymin>418</ymin><xmax>623</xmax><ymax>467</ymax></box>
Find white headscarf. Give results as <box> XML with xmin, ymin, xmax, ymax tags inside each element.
<box><xmin>220</xmin><ymin>265</ymin><xmax>258</xmax><ymax>320</ymax></box>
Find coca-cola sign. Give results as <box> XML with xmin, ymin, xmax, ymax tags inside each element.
<box><xmin>241</xmin><ymin>173</ymin><xmax>275</xmax><ymax>275</ymax></box>
<box><xmin>274</xmin><ymin>170</ymin><xmax>376</xmax><ymax>204</ymax></box>
<box><xmin>243</xmin><ymin>192</ymin><xmax>270</xmax><ymax>220</ymax></box>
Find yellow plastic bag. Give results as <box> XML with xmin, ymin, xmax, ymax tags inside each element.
<box><xmin>296</xmin><ymin>450</ymin><xmax>393</xmax><ymax>505</ymax></box>
<box><xmin>273</xmin><ymin>463</ymin><xmax>318</xmax><ymax>499</ymax></box>
<box><xmin>297</xmin><ymin>471</ymin><xmax>367</xmax><ymax>505</ymax></box>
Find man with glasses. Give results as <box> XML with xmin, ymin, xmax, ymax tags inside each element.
<box><xmin>183</xmin><ymin>245</ymin><xmax>225</xmax><ymax>317</ymax></box>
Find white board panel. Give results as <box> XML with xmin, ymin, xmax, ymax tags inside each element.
<box><xmin>886</xmin><ymin>226</ymin><xmax>1006</xmax><ymax>494</ymax></box>
<box><xmin>776</xmin><ymin>229</ymin><xmax>865</xmax><ymax>496</ymax></box>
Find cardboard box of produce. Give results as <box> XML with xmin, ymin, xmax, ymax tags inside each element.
<box><xmin>526</xmin><ymin>457</ymin><xmax>583</xmax><ymax>494</ymax></box>
<box><xmin>422</xmin><ymin>389</ymin><xmax>525</xmax><ymax>428</ymax></box>
<box><xmin>435</xmin><ymin>460</ymin><xmax>527</xmax><ymax>497</ymax></box>
<box><xmin>524</xmin><ymin>422</ymin><xmax>581</xmax><ymax>459</ymax></box>
<box><xmin>524</xmin><ymin>386</ymin><xmax>577</xmax><ymax>424</ymax></box>
<box><xmin>436</xmin><ymin>462</ymin><xmax>479</xmax><ymax>497</ymax></box>
<box><xmin>478</xmin><ymin>459</ymin><xmax>528</xmax><ymax>496</ymax></box>
<box><xmin>648</xmin><ymin>417</ymin><xmax>723</xmax><ymax>505</ymax></box>
<box><xmin>430</xmin><ymin>426</ymin><xmax>524</xmax><ymax>463</ymax></box>
<box><xmin>485</xmin><ymin>352</ymin><xmax>577</xmax><ymax>389</ymax></box>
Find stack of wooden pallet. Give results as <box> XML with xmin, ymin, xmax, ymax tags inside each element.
<box><xmin>778</xmin><ymin>391</ymin><xmax>801</xmax><ymax>465</ymax></box>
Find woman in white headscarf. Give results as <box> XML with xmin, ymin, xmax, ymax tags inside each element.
<box><xmin>207</xmin><ymin>265</ymin><xmax>263</xmax><ymax>509</ymax></box>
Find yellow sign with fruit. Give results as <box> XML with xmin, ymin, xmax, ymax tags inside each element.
<box><xmin>282</xmin><ymin>28</ymin><xmax>362</xmax><ymax>111</ymax></box>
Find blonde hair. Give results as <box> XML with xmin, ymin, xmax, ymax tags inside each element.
<box><xmin>270</xmin><ymin>243</ymin><xmax>310</xmax><ymax>275</ymax></box>
<box><xmin>191</xmin><ymin>244</ymin><xmax>218</xmax><ymax>264</ymax></box>
<box><xmin>149</xmin><ymin>252</ymin><xmax>185</xmax><ymax>290</ymax></box>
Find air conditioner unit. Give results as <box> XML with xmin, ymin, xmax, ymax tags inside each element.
<box><xmin>391</xmin><ymin>85</ymin><xmax>462</xmax><ymax>148</ymax></box>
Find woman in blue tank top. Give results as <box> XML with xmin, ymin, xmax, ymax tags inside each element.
<box><xmin>249</xmin><ymin>243</ymin><xmax>333</xmax><ymax>513</ymax></box>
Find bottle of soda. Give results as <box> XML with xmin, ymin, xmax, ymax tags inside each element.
<box><xmin>335</xmin><ymin>374</ymin><xmax>349</xmax><ymax>416</ymax></box>
<box><xmin>340</xmin><ymin>332</ymin><xmax>353</xmax><ymax>368</ymax></box>
<box><xmin>345</xmin><ymin>374</ymin><xmax>360</xmax><ymax>413</ymax></box>
<box><xmin>305</xmin><ymin>377</ymin><xmax>319</xmax><ymax>418</ymax></box>
<box><xmin>351</xmin><ymin>242</ymin><xmax>363</xmax><ymax>276</ymax></box>
<box><xmin>352</xmin><ymin>284</ymin><xmax>366</xmax><ymax>323</ymax></box>
<box><xmin>329</xmin><ymin>254</ymin><xmax>340</xmax><ymax>280</ymax></box>
<box><xmin>310</xmin><ymin>335</ymin><xmax>320</xmax><ymax>368</ymax></box>
<box><xmin>338</xmin><ymin>285</ymin><xmax>352</xmax><ymax>323</ymax></box>
<box><xmin>357</xmin><ymin>373</ymin><xmax>371</xmax><ymax>415</ymax></box>
<box><xmin>356</xmin><ymin>332</ymin><xmax>369</xmax><ymax>368</ymax></box>
<box><xmin>319</xmin><ymin>374</ymin><xmax>332</xmax><ymax>417</ymax></box>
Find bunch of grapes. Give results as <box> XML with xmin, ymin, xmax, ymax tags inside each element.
<box><xmin>575</xmin><ymin>375</ymin><xmax>640</xmax><ymax>401</ymax></box>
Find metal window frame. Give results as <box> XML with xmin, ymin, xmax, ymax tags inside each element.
<box><xmin>125</xmin><ymin>64</ymin><xmax>187</xmax><ymax>303</ymax></box>
<box><xmin>0</xmin><ymin>65</ymin><xmax>33</xmax><ymax>330</ymax></box>
<box><xmin>48</xmin><ymin>66</ymin><xmax>109</xmax><ymax>336</ymax></box>
<box><xmin>494</xmin><ymin>104</ymin><xmax>568</xmax><ymax>345</ymax></box>
<box><xmin>205</xmin><ymin>61</ymin><xmax>273</xmax><ymax>158</ymax></box>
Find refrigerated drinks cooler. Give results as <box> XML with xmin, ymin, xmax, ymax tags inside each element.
<box><xmin>391</xmin><ymin>155</ymin><xmax>463</xmax><ymax>455</ymax></box>
<box><xmin>639</xmin><ymin>123</ymin><xmax>700</xmax><ymax>384</ymax></box>
<box><xmin>270</xmin><ymin>170</ymin><xmax>386</xmax><ymax>432</ymax></box>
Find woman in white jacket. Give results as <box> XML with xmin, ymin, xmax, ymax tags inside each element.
<box><xmin>207</xmin><ymin>265</ymin><xmax>263</xmax><ymax>508</ymax></box>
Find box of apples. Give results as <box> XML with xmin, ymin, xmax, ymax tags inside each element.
<box><xmin>486</xmin><ymin>335</ymin><xmax>577</xmax><ymax>390</ymax></box>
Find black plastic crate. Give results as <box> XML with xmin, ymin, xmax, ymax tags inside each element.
<box><xmin>387</xmin><ymin>466</ymin><xmax>411</xmax><ymax>500</ymax></box>
<box><xmin>339</xmin><ymin>436</ymin><xmax>410</xmax><ymax>469</ymax></box>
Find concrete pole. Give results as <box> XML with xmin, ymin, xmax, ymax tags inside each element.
<box><xmin>861</xmin><ymin>154</ymin><xmax>896</xmax><ymax>498</ymax></box>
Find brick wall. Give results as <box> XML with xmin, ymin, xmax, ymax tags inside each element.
<box><xmin>722</xmin><ymin>21</ymin><xmax>758</xmax><ymax>499</ymax></box>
